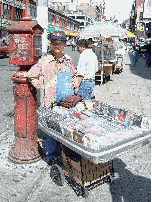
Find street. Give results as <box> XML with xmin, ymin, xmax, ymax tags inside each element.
<box><xmin>64</xmin><ymin>45</ymin><xmax>80</xmax><ymax>67</ymax></box>
<box><xmin>65</xmin><ymin>46</ymin><xmax>151</xmax><ymax>117</ymax></box>
<box><xmin>0</xmin><ymin>49</ymin><xmax>151</xmax><ymax>202</ymax></box>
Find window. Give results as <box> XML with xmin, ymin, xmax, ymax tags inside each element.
<box><xmin>3</xmin><ymin>4</ymin><xmax>9</xmax><ymax>19</ymax></box>
<box><xmin>34</xmin><ymin>7</ymin><xmax>37</xmax><ymax>18</ymax></box>
<box><xmin>14</xmin><ymin>8</ymin><xmax>22</xmax><ymax>21</ymax></box>
<box><xmin>69</xmin><ymin>16</ymin><xmax>75</xmax><ymax>19</ymax></box>
<box><xmin>77</xmin><ymin>16</ymin><xmax>85</xmax><ymax>20</ymax></box>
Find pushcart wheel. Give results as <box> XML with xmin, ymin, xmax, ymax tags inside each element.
<box><xmin>50</xmin><ymin>164</ymin><xmax>65</xmax><ymax>186</ymax></box>
<box><xmin>82</xmin><ymin>187</ymin><xmax>89</xmax><ymax>198</ymax></box>
<box><xmin>107</xmin><ymin>173</ymin><xmax>118</xmax><ymax>185</ymax></box>
<box><xmin>106</xmin><ymin>176</ymin><xmax>112</xmax><ymax>184</ymax></box>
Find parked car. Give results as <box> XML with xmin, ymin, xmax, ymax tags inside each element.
<box><xmin>0</xmin><ymin>39</ymin><xmax>9</xmax><ymax>56</ymax></box>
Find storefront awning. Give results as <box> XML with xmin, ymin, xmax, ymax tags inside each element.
<box><xmin>126</xmin><ymin>30</ymin><xmax>136</xmax><ymax>38</ymax></box>
<box><xmin>48</xmin><ymin>27</ymin><xmax>57</xmax><ymax>33</ymax></box>
<box><xmin>65</xmin><ymin>31</ymin><xmax>79</xmax><ymax>37</ymax></box>
<box><xmin>65</xmin><ymin>31</ymin><xmax>70</xmax><ymax>35</ymax></box>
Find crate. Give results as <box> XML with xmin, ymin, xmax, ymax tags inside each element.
<box><xmin>62</xmin><ymin>151</ymin><xmax>110</xmax><ymax>187</ymax></box>
<box><xmin>103</xmin><ymin>64</ymin><xmax>113</xmax><ymax>76</ymax></box>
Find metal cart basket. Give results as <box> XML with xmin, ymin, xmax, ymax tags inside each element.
<box><xmin>38</xmin><ymin>101</ymin><xmax>151</xmax><ymax>197</ymax></box>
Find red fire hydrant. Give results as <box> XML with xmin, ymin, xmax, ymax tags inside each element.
<box><xmin>7</xmin><ymin>0</ymin><xmax>44</xmax><ymax>163</ymax></box>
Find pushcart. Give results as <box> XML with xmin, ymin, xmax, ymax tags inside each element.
<box><xmin>38</xmin><ymin>101</ymin><xmax>151</xmax><ymax>197</ymax></box>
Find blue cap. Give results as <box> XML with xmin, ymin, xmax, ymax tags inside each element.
<box><xmin>50</xmin><ymin>31</ymin><xmax>67</xmax><ymax>41</ymax></box>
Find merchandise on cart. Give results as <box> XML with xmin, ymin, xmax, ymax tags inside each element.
<box><xmin>38</xmin><ymin>100</ymin><xmax>150</xmax><ymax>151</ymax></box>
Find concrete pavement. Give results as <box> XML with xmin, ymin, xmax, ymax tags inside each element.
<box><xmin>0</xmin><ymin>51</ymin><xmax>151</xmax><ymax>202</ymax></box>
<box><xmin>94</xmin><ymin>51</ymin><xmax>151</xmax><ymax>118</ymax></box>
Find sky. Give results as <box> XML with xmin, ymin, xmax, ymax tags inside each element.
<box><xmin>104</xmin><ymin>0</ymin><xmax>134</xmax><ymax>23</ymax></box>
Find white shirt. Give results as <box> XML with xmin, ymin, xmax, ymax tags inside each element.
<box><xmin>72</xmin><ymin>39</ymin><xmax>75</xmax><ymax>45</ymax></box>
<box><xmin>77</xmin><ymin>49</ymin><xmax>98</xmax><ymax>80</ymax></box>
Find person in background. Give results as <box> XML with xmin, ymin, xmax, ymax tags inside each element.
<box><xmin>88</xmin><ymin>38</ymin><xmax>95</xmax><ymax>51</ymax></box>
<box><xmin>144</xmin><ymin>39</ymin><xmax>151</xmax><ymax>67</ymax></box>
<box><xmin>72</xmin><ymin>38</ymin><xmax>76</xmax><ymax>51</ymax></box>
<box><xmin>132</xmin><ymin>42</ymin><xmax>139</xmax><ymax>66</ymax></box>
<box><xmin>27</xmin><ymin>31</ymin><xmax>79</xmax><ymax>163</ymax></box>
<box><xmin>88</xmin><ymin>38</ymin><xmax>94</xmax><ymax>46</ymax></box>
<box><xmin>76</xmin><ymin>39</ymin><xmax>98</xmax><ymax>100</ymax></box>
<box><xmin>99</xmin><ymin>34</ymin><xmax>102</xmax><ymax>42</ymax></box>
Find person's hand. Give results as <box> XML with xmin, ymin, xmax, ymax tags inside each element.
<box><xmin>74</xmin><ymin>87</ymin><xmax>79</xmax><ymax>95</ymax></box>
<box><xmin>60</xmin><ymin>95</ymin><xmax>82</xmax><ymax>108</ymax></box>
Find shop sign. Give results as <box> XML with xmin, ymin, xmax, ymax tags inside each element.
<box><xmin>137</xmin><ymin>22</ymin><xmax>145</xmax><ymax>31</ymax></box>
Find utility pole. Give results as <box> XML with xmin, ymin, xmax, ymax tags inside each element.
<box><xmin>36</xmin><ymin>0</ymin><xmax>48</xmax><ymax>137</ymax></box>
<box><xmin>37</xmin><ymin>0</ymin><xmax>48</xmax><ymax>55</ymax></box>
<box><xmin>95</xmin><ymin>5</ymin><xmax>101</xmax><ymax>22</ymax></box>
<box><xmin>36</xmin><ymin>0</ymin><xmax>48</xmax><ymax>106</ymax></box>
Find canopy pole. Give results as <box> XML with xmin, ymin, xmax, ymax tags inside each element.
<box><xmin>101</xmin><ymin>37</ymin><xmax>104</xmax><ymax>85</ymax></box>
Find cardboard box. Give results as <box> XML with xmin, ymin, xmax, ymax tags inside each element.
<box><xmin>62</xmin><ymin>151</ymin><xmax>110</xmax><ymax>187</ymax></box>
<box><xmin>103</xmin><ymin>64</ymin><xmax>113</xmax><ymax>76</ymax></box>
<box><xmin>73</xmin><ymin>130</ymin><xmax>85</xmax><ymax>144</ymax></box>
<box><xmin>64</xmin><ymin>125</ymin><xmax>74</xmax><ymax>140</ymax></box>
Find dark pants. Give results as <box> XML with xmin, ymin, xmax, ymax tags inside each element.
<box><xmin>72</xmin><ymin>45</ymin><xmax>76</xmax><ymax>51</ymax></box>
<box><xmin>146</xmin><ymin>52</ymin><xmax>151</xmax><ymax>67</ymax></box>
<box><xmin>78</xmin><ymin>81</ymin><xmax>95</xmax><ymax>100</ymax></box>
<box><xmin>133</xmin><ymin>51</ymin><xmax>139</xmax><ymax>66</ymax></box>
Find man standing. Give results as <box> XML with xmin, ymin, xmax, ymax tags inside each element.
<box><xmin>72</xmin><ymin>38</ymin><xmax>76</xmax><ymax>51</ymax></box>
<box><xmin>27</xmin><ymin>31</ymin><xmax>79</xmax><ymax>162</ymax></box>
<box><xmin>76</xmin><ymin>39</ymin><xmax>98</xmax><ymax>100</ymax></box>
<box><xmin>145</xmin><ymin>39</ymin><xmax>151</xmax><ymax>67</ymax></box>
<box><xmin>132</xmin><ymin>42</ymin><xmax>139</xmax><ymax>66</ymax></box>
<box><xmin>88</xmin><ymin>38</ymin><xmax>95</xmax><ymax>53</ymax></box>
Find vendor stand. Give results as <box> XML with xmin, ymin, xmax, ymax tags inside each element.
<box><xmin>94</xmin><ymin>37</ymin><xmax>116</xmax><ymax>84</ymax></box>
<box><xmin>38</xmin><ymin>100</ymin><xmax>151</xmax><ymax>197</ymax></box>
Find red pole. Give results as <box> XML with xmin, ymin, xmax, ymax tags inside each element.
<box><xmin>7</xmin><ymin>0</ymin><xmax>43</xmax><ymax>164</ymax></box>
<box><xmin>22</xmin><ymin>0</ymin><xmax>26</xmax><ymax>18</ymax></box>
<box><xmin>0</xmin><ymin>2</ymin><xmax>1</xmax><ymax>18</ymax></box>
<box><xmin>54</xmin><ymin>18</ymin><xmax>55</xmax><ymax>29</ymax></box>
<box><xmin>10</xmin><ymin>6</ymin><xmax>14</xmax><ymax>21</ymax></box>
<box><xmin>59</xmin><ymin>17</ymin><xmax>61</xmax><ymax>28</ymax></box>
<box><xmin>8</xmin><ymin>71</ymin><xmax>42</xmax><ymax>163</ymax></box>
<box><xmin>64</xmin><ymin>20</ymin><xmax>66</xmax><ymax>31</ymax></box>
<box><xmin>0</xmin><ymin>2</ymin><xmax>1</xmax><ymax>38</ymax></box>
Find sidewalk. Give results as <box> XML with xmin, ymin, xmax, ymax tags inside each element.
<box><xmin>94</xmin><ymin>51</ymin><xmax>151</xmax><ymax>118</ymax></box>
<box><xmin>0</xmin><ymin>53</ymin><xmax>151</xmax><ymax>202</ymax></box>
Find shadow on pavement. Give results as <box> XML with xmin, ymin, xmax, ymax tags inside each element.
<box><xmin>128</xmin><ymin>52</ymin><xmax>151</xmax><ymax>80</ymax></box>
<box><xmin>110</xmin><ymin>158</ymin><xmax>151</xmax><ymax>202</ymax></box>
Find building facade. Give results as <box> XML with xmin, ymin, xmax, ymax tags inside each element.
<box><xmin>0</xmin><ymin>0</ymin><xmax>80</xmax><ymax>41</ymax></box>
<box><xmin>129</xmin><ymin>0</ymin><xmax>151</xmax><ymax>38</ymax></box>
<box><xmin>65</xmin><ymin>10</ymin><xmax>95</xmax><ymax>29</ymax></box>
<box><xmin>49</xmin><ymin>0</ymin><xmax>105</xmax><ymax>22</ymax></box>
